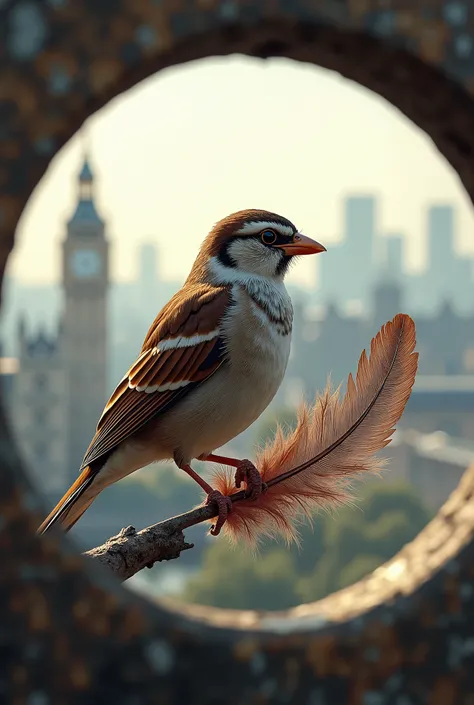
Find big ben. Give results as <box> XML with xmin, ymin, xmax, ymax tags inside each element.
<box><xmin>62</xmin><ymin>156</ymin><xmax>109</xmax><ymax>482</ymax></box>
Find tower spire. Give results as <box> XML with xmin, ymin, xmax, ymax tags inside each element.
<box><xmin>78</xmin><ymin>127</ymin><xmax>93</xmax><ymax>199</ymax></box>
<box><xmin>78</xmin><ymin>155</ymin><xmax>93</xmax><ymax>200</ymax></box>
<box><xmin>67</xmin><ymin>148</ymin><xmax>103</xmax><ymax>229</ymax></box>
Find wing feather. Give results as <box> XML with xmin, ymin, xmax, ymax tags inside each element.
<box><xmin>80</xmin><ymin>283</ymin><xmax>231</xmax><ymax>470</ymax></box>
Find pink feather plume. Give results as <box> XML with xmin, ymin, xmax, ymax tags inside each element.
<box><xmin>210</xmin><ymin>313</ymin><xmax>418</xmax><ymax>545</ymax></box>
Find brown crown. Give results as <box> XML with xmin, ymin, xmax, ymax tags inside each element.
<box><xmin>187</xmin><ymin>209</ymin><xmax>297</xmax><ymax>282</ymax></box>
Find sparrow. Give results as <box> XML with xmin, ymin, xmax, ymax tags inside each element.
<box><xmin>38</xmin><ymin>209</ymin><xmax>326</xmax><ymax>537</ymax></box>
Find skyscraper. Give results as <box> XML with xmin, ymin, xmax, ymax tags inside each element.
<box><xmin>345</xmin><ymin>195</ymin><xmax>376</xmax><ymax>258</ymax></box>
<box><xmin>428</xmin><ymin>204</ymin><xmax>455</xmax><ymax>274</ymax></box>
<box><xmin>344</xmin><ymin>194</ymin><xmax>377</xmax><ymax>304</ymax></box>
<box><xmin>318</xmin><ymin>195</ymin><xmax>378</xmax><ymax>309</ymax></box>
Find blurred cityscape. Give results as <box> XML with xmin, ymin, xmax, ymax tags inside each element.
<box><xmin>1</xmin><ymin>155</ymin><xmax>474</xmax><ymax>606</ymax></box>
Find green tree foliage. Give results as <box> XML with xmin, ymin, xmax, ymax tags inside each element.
<box><xmin>296</xmin><ymin>550</ymin><xmax>342</xmax><ymax>603</ymax></box>
<box><xmin>183</xmin><ymin>540</ymin><xmax>300</xmax><ymax>610</ymax></box>
<box><xmin>180</xmin><ymin>478</ymin><xmax>434</xmax><ymax>611</ymax></box>
<box><xmin>338</xmin><ymin>554</ymin><xmax>383</xmax><ymax>590</ymax></box>
<box><xmin>351</xmin><ymin>480</ymin><xmax>432</xmax><ymax>530</ymax></box>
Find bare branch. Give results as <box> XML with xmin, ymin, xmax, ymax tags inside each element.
<box><xmin>81</xmin><ymin>461</ymin><xmax>312</xmax><ymax>581</ymax></box>
<box><xmin>83</xmin><ymin>502</ymin><xmax>218</xmax><ymax>581</ymax></box>
<box><xmin>82</xmin><ymin>432</ymin><xmax>385</xmax><ymax>581</ymax></box>
<box><xmin>82</xmin><ymin>479</ymin><xmax>288</xmax><ymax>581</ymax></box>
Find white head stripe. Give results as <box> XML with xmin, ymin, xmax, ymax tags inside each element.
<box><xmin>235</xmin><ymin>220</ymin><xmax>295</xmax><ymax>237</ymax></box>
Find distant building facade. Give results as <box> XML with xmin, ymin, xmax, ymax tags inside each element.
<box><xmin>0</xmin><ymin>346</ymin><xmax>18</xmax><ymax>408</ymax></box>
<box><xmin>284</xmin><ymin>275</ymin><xmax>474</xmax><ymax>449</ymax></box>
<box><xmin>12</xmin><ymin>322</ymin><xmax>68</xmax><ymax>495</ymax></box>
<box><xmin>401</xmin><ymin>375</ymin><xmax>474</xmax><ymax>440</ymax></box>
<box><xmin>380</xmin><ymin>428</ymin><xmax>474</xmax><ymax>512</ymax></box>
<box><xmin>11</xmin><ymin>156</ymin><xmax>109</xmax><ymax>497</ymax></box>
<box><xmin>288</xmin><ymin>277</ymin><xmax>474</xmax><ymax>408</ymax></box>
<box><xmin>2</xmin><ymin>184</ymin><xmax>473</xmax><ymax>536</ymax></box>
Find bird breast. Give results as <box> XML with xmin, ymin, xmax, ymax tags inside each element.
<box><xmin>152</xmin><ymin>279</ymin><xmax>293</xmax><ymax>464</ymax></box>
<box><xmin>223</xmin><ymin>281</ymin><xmax>293</xmax><ymax>382</ymax></box>
<box><xmin>188</xmin><ymin>281</ymin><xmax>293</xmax><ymax>451</ymax></box>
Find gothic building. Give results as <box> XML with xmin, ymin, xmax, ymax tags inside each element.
<box><xmin>12</xmin><ymin>320</ymin><xmax>67</xmax><ymax>496</ymax></box>
<box><xmin>12</xmin><ymin>156</ymin><xmax>109</xmax><ymax>499</ymax></box>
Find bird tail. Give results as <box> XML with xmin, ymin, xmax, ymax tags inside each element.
<box><xmin>211</xmin><ymin>313</ymin><xmax>419</xmax><ymax>545</ymax></box>
<box><xmin>37</xmin><ymin>465</ymin><xmax>99</xmax><ymax>535</ymax></box>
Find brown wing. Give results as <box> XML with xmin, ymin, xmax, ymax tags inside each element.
<box><xmin>80</xmin><ymin>283</ymin><xmax>231</xmax><ymax>470</ymax></box>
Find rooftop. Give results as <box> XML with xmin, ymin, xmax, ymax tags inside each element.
<box><xmin>392</xmin><ymin>429</ymin><xmax>474</xmax><ymax>468</ymax></box>
<box><xmin>68</xmin><ymin>155</ymin><xmax>104</xmax><ymax>228</ymax></box>
<box><xmin>68</xmin><ymin>198</ymin><xmax>104</xmax><ymax>227</ymax></box>
<box><xmin>413</xmin><ymin>375</ymin><xmax>474</xmax><ymax>392</ymax></box>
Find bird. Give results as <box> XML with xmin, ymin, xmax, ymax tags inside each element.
<box><xmin>37</xmin><ymin>209</ymin><xmax>326</xmax><ymax>538</ymax></box>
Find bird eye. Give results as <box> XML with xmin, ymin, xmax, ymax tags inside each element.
<box><xmin>260</xmin><ymin>229</ymin><xmax>277</xmax><ymax>245</ymax></box>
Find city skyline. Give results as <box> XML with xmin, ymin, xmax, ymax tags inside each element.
<box><xmin>3</xmin><ymin>171</ymin><xmax>473</xmax><ymax>397</ymax></box>
<box><xmin>9</xmin><ymin>56</ymin><xmax>474</xmax><ymax>289</ymax></box>
<box><xmin>3</xmin><ymin>188</ymin><xmax>473</xmax><ymax>362</ymax></box>
<box><xmin>5</xmin><ymin>151</ymin><xmax>474</xmax><ymax>549</ymax></box>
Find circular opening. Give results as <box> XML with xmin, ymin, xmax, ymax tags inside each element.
<box><xmin>2</xmin><ymin>13</ymin><xmax>474</xmax><ymax>643</ymax></box>
<box><xmin>5</xmin><ymin>48</ymin><xmax>474</xmax><ymax>619</ymax></box>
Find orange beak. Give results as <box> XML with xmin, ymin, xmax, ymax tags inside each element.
<box><xmin>274</xmin><ymin>233</ymin><xmax>326</xmax><ymax>256</ymax></box>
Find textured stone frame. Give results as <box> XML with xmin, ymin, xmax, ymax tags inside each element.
<box><xmin>2</xmin><ymin>1</ymin><xmax>474</xmax><ymax>702</ymax></box>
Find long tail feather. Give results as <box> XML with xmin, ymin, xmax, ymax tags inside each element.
<box><xmin>212</xmin><ymin>313</ymin><xmax>419</xmax><ymax>545</ymax></box>
<box><xmin>37</xmin><ymin>465</ymin><xmax>98</xmax><ymax>535</ymax></box>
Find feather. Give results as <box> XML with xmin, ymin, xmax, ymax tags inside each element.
<box><xmin>36</xmin><ymin>465</ymin><xmax>98</xmax><ymax>534</ymax></box>
<box><xmin>211</xmin><ymin>313</ymin><xmax>418</xmax><ymax>545</ymax></box>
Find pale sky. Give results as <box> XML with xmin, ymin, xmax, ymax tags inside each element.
<box><xmin>9</xmin><ymin>56</ymin><xmax>474</xmax><ymax>289</ymax></box>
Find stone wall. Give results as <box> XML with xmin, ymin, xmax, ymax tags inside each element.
<box><xmin>2</xmin><ymin>1</ymin><xmax>474</xmax><ymax>702</ymax></box>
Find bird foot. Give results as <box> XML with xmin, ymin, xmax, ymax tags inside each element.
<box><xmin>234</xmin><ymin>459</ymin><xmax>267</xmax><ymax>500</ymax></box>
<box><xmin>206</xmin><ymin>490</ymin><xmax>232</xmax><ymax>536</ymax></box>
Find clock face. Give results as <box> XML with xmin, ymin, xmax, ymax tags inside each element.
<box><xmin>70</xmin><ymin>249</ymin><xmax>101</xmax><ymax>279</ymax></box>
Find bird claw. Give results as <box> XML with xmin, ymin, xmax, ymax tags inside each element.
<box><xmin>234</xmin><ymin>459</ymin><xmax>267</xmax><ymax>500</ymax></box>
<box><xmin>206</xmin><ymin>489</ymin><xmax>232</xmax><ymax>536</ymax></box>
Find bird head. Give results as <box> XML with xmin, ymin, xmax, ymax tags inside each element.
<box><xmin>191</xmin><ymin>209</ymin><xmax>326</xmax><ymax>284</ymax></box>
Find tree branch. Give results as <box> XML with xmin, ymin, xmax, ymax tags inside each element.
<box><xmin>83</xmin><ymin>501</ymin><xmax>220</xmax><ymax>581</ymax></box>
<box><xmin>83</xmin><ymin>480</ymin><xmax>277</xmax><ymax>581</ymax></box>
<box><xmin>81</xmin><ymin>447</ymin><xmax>353</xmax><ymax>581</ymax></box>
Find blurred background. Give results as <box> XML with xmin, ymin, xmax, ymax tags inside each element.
<box><xmin>2</xmin><ymin>56</ymin><xmax>474</xmax><ymax>610</ymax></box>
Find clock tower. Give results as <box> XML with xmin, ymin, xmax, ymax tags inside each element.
<box><xmin>62</xmin><ymin>156</ymin><xmax>109</xmax><ymax>482</ymax></box>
